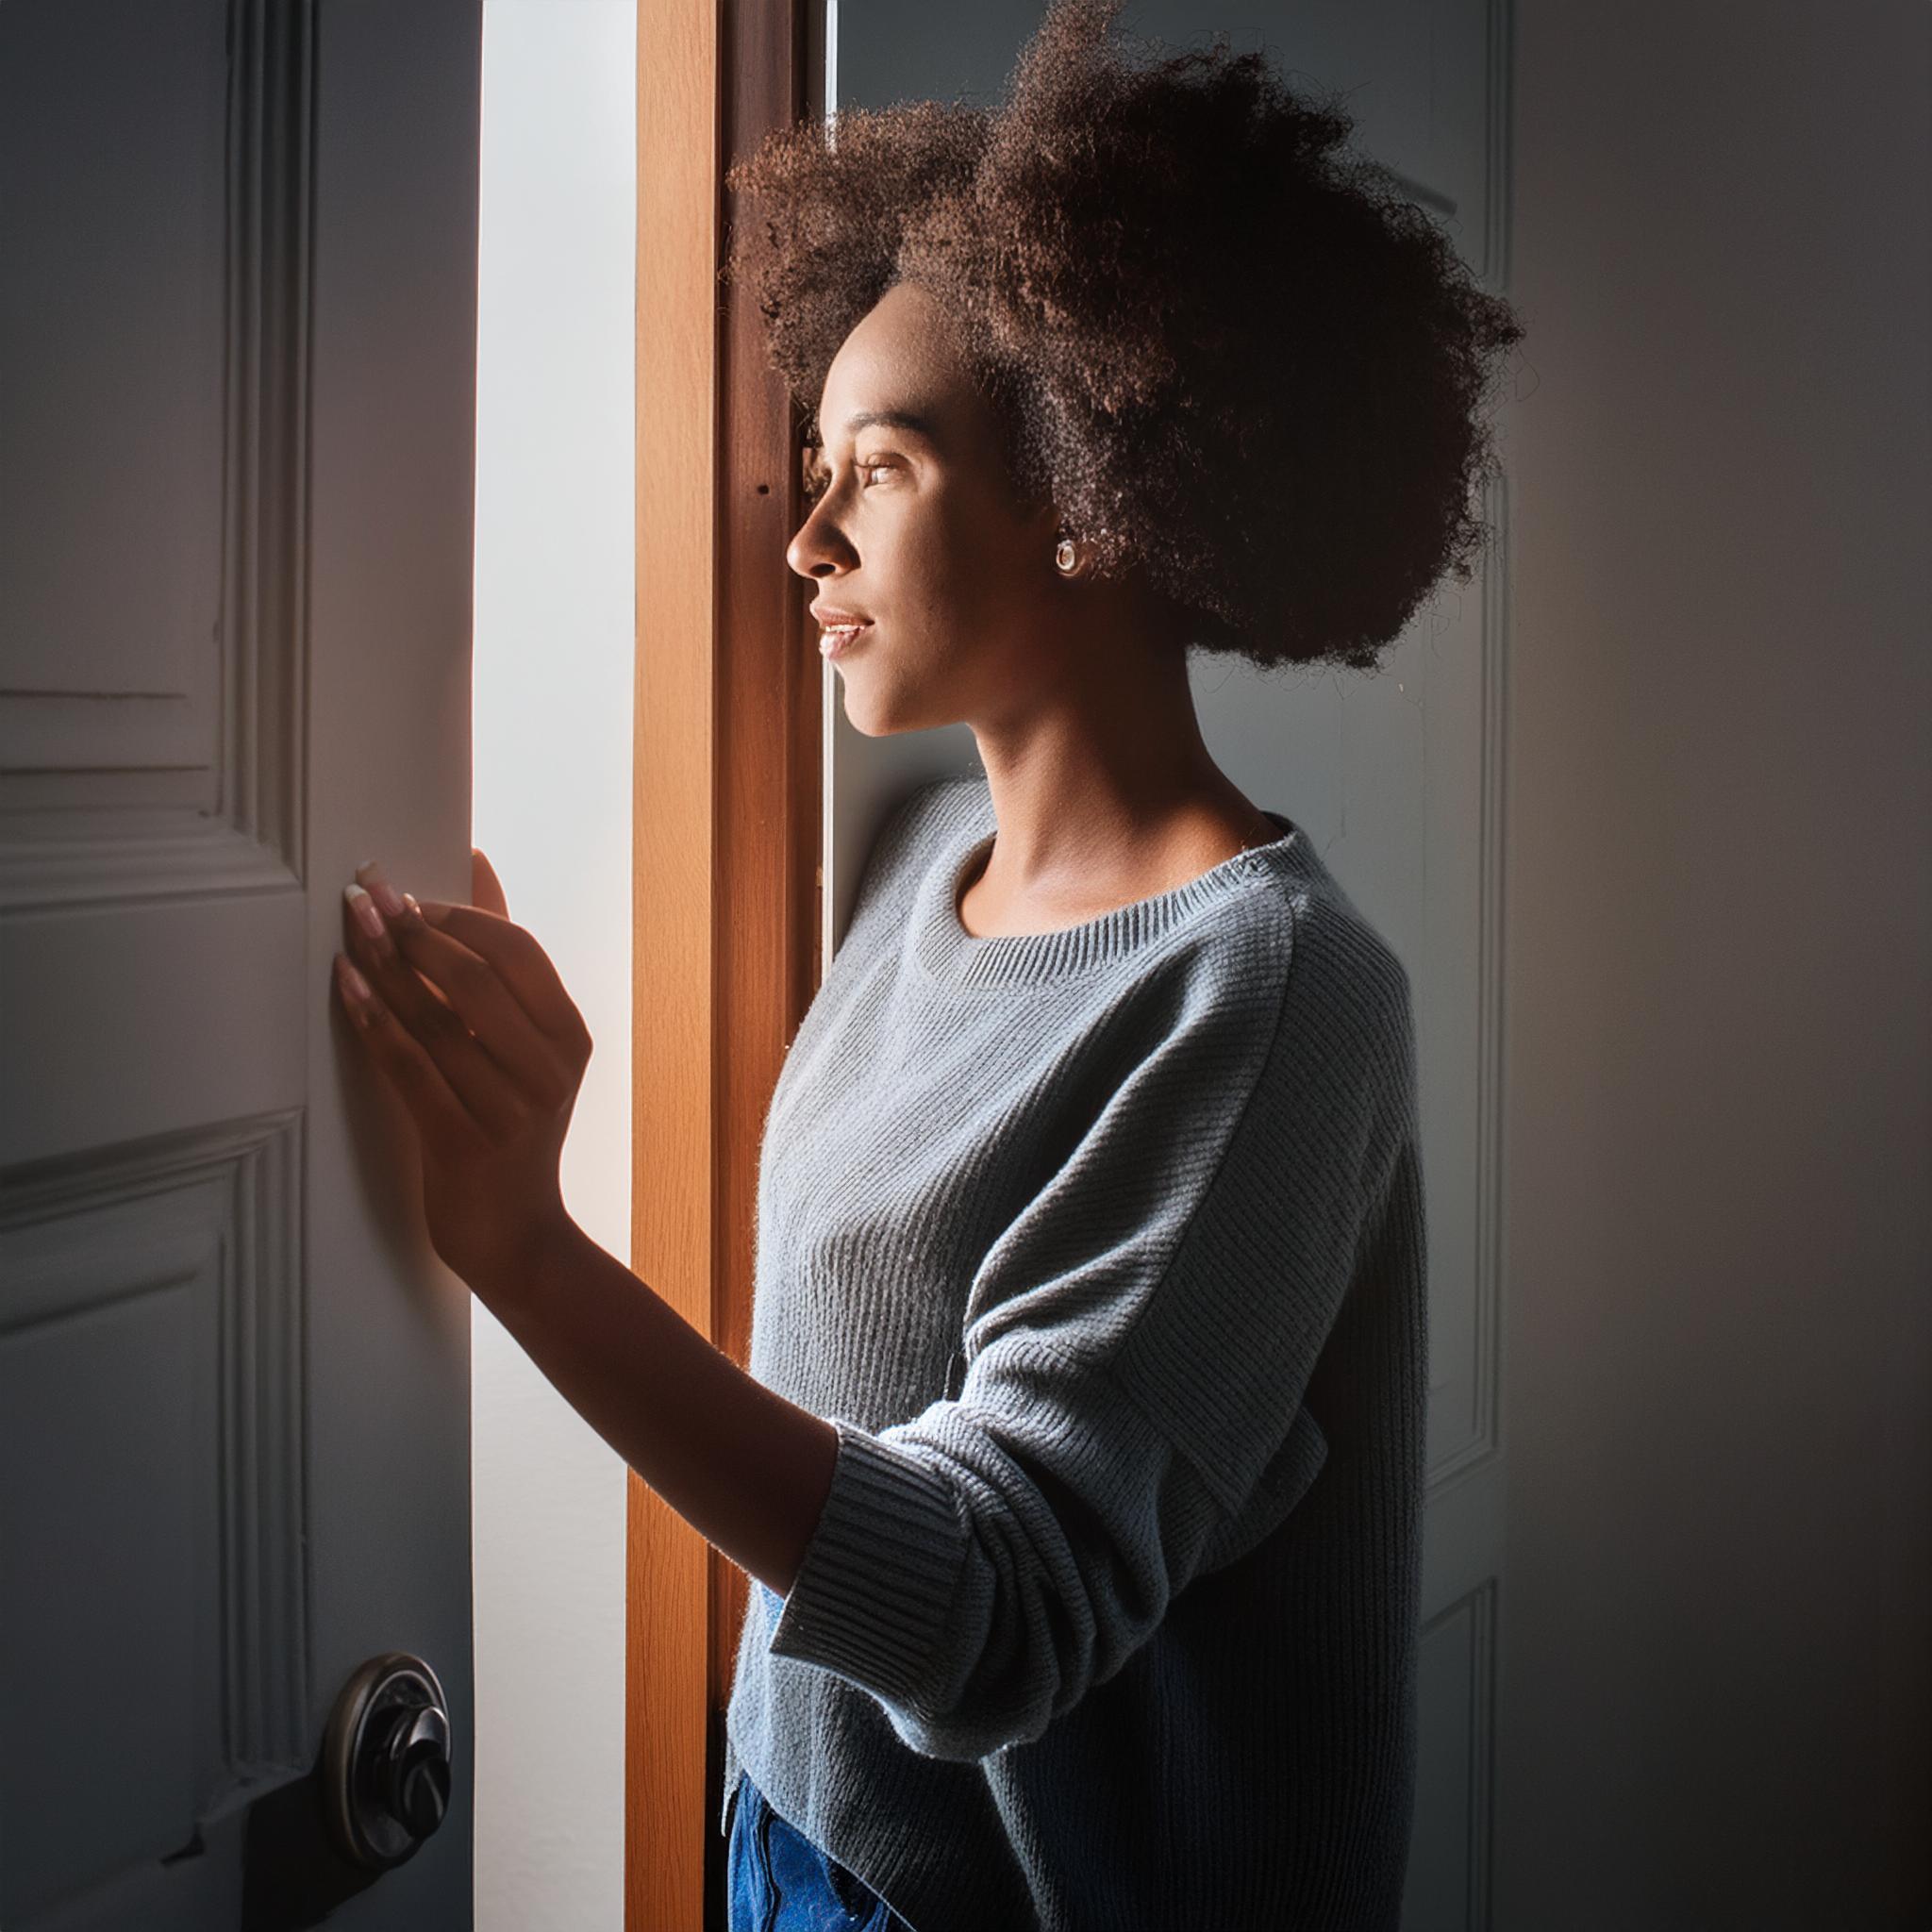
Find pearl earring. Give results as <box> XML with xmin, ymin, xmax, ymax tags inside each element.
<box><xmin>1055</xmin><ymin>538</ymin><xmax>1078</xmax><ymax>574</ymax></box>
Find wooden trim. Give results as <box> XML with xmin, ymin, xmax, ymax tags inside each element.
<box><xmin>628</xmin><ymin>0</ymin><xmax>816</xmax><ymax>1926</ymax></box>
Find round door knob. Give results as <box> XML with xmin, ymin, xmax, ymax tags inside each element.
<box><xmin>322</xmin><ymin>1652</ymin><xmax>454</xmax><ymax>1870</ymax></box>
<box><xmin>380</xmin><ymin>1702</ymin><xmax>452</xmax><ymax>1839</ymax></box>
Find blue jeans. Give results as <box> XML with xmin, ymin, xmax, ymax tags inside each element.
<box><xmin>726</xmin><ymin>1771</ymin><xmax>912</xmax><ymax>1931</ymax></box>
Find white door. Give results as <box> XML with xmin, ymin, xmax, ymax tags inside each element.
<box><xmin>0</xmin><ymin>3</ymin><xmax>481</xmax><ymax>1926</ymax></box>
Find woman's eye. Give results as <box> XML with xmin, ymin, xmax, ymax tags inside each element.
<box><xmin>801</xmin><ymin>455</ymin><xmax>894</xmax><ymax>503</ymax></box>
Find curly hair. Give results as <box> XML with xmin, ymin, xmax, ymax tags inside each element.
<box><xmin>721</xmin><ymin>0</ymin><xmax>1525</xmax><ymax>674</ymax></box>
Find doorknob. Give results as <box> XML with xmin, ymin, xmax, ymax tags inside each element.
<box><xmin>321</xmin><ymin>1652</ymin><xmax>454</xmax><ymax>1870</ymax></box>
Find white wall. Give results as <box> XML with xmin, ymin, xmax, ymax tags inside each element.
<box><xmin>472</xmin><ymin>2</ymin><xmax>634</xmax><ymax>1924</ymax></box>
<box><xmin>1501</xmin><ymin>3</ymin><xmax>1930</xmax><ymax>1923</ymax></box>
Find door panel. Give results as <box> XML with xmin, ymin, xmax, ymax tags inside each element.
<box><xmin>0</xmin><ymin>3</ymin><xmax>482</xmax><ymax>1925</ymax></box>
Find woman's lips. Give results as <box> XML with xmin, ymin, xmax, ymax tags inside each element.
<box><xmin>818</xmin><ymin>620</ymin><xmax>873</xmax><ymax>660</ymax></box>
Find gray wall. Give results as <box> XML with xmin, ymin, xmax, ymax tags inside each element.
<box><xmin>1501</xmin><ymin>0</ymin><xmax>1929</xmax><ymax>1922</ymax></box>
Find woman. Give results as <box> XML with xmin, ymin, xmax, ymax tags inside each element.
<box><xmin>333</xmin><ymin>2</ymin><xmax>1523</xmax><ymax>1925</ymax></box>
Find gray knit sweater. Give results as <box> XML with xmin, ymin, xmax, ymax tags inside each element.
<box><xmin>720</xmin><ymin>771</ymin><xmax>1427</xmax><ymax>1931</ymax></box>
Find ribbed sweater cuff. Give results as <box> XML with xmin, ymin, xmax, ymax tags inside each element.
<box><xmin>765</xmin><ymin>1418</ymin><xmax>969</xmax><ymax>1714</ymax></box>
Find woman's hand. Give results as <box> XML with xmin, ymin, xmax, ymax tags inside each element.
<box><xmin>334</xmin><ymin>854</ymin><xmax>591</xmax><ymax>1301</ymax></box>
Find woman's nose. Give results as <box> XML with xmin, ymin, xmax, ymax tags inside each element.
<box><xmin>786</xmin><ymin>493</ymin><xmax>856</xmax><ymax>580</ymax></box>
<box><xmin>786</xmin><ymin>521</ymin><xmax>847</xmax><ymax>579</ymax></box>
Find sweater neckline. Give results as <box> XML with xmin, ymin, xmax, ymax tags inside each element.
<box><xmin>912</xmin><ymin>790</ymin><xmax>1304</xmax><ymax>988</ymax></box>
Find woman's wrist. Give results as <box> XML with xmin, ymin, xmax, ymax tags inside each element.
<box><xmin>465</xmin><ymin>1201</ymin><xmax>584</xmax><ymax>1319</ymax></box>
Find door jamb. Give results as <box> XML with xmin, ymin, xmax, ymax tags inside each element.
<box><xmin>628</xmin><ymin>2</ymin><xmax>818</xmax><ymax>1926</ymax></box>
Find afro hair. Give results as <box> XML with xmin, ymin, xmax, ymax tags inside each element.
<box><xmin>722</xmin><ymin>0</ymin><xmax>1526</xmax><ymax>674</ymax></box>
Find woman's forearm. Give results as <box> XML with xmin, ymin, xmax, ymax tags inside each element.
<box><xmin>478</xmin><ymin>1215</ymin><xmax>841</xmax><ymax>1599</ymax></box>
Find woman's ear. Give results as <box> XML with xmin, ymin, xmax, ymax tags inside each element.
<box><xmin>1018</xmin><ymin>493</ymin><xmax>1063</xmax><ymax>549</ymax></box>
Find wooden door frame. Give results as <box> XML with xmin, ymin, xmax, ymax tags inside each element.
<box><xmin>629</xmin><ymin>0</ymin><xmax>819</xmax><ymax>1925</ymax></box>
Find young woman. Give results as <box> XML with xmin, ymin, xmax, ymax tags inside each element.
<box><xmin>332</xmin><ymin>3</ymin><xmax>1522</xmax><ymax>1925</ymax></box>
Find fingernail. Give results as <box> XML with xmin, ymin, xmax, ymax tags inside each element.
<box><xmin>356</xmin><ymin>860</ymin><xmax>408</xmax><ymax>921</ymax></box>
<box><xmin>335</xmin><ymin>953</ymin><xmax>373</xmax><ymax>1002</ymax></box>
<box><xmin>343</xmin><ymin>883</ymin><xmax>385</xmax><ymax>941</ymax></box>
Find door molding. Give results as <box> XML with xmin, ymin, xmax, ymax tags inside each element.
<box><xmin>629</xmin><ymin>0</ymin><xmax>817</xmax><ymax>1924</ymax></box>
<box><xmin>0</xmin><ymin>0</ymin><xmax>313</xmax><ymax>915</ymax></box>
<box><xmin>0</xmin><ymin>1107</ymin><xmax>308</xmax><ymax>1795</ymax></box>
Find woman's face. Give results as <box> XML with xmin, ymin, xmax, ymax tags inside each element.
<box><xmin>786</xmin><ymin>281</ymin><xmax>1066</xmax><ymax>736</ymax></box>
